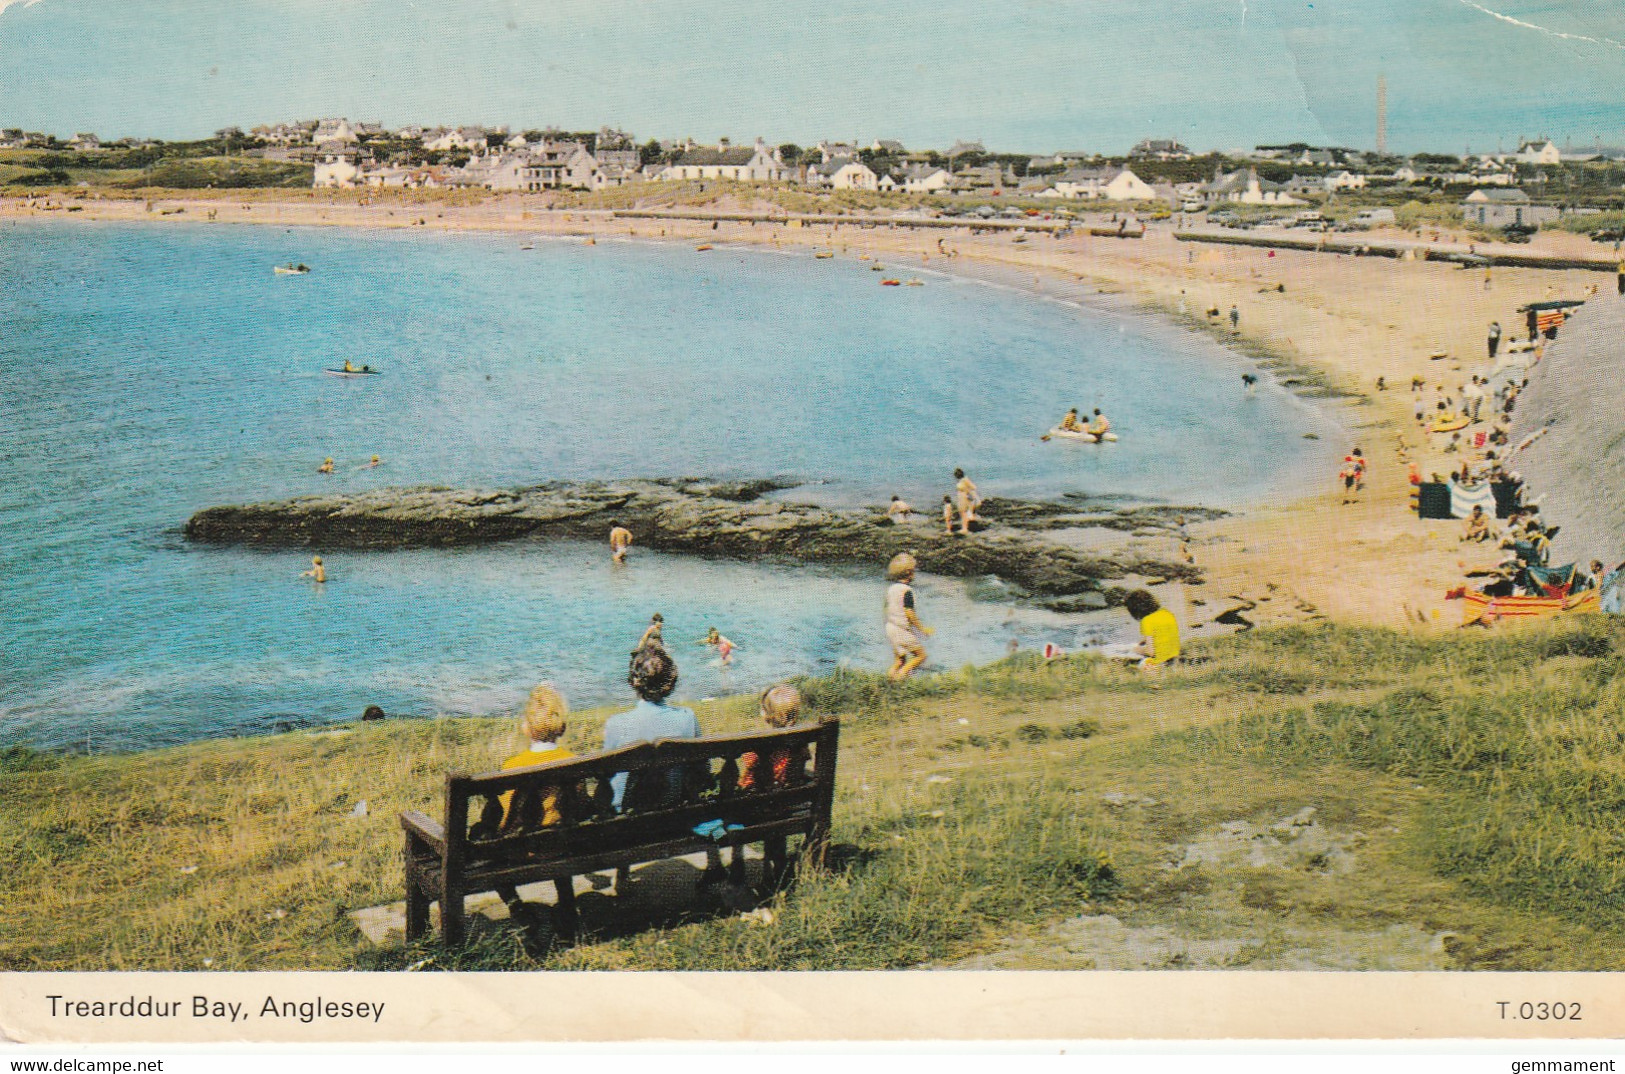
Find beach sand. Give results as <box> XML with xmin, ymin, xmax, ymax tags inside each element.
<box><xmin>8</xmin><ymin>190</ymin><xmax>1611</xmax><ymax>632</ymax></box>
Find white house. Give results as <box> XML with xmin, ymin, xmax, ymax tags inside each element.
<box><xmin>829</xmin><ymin>159</ymin><xmax>878</xmax><ymax>191</ymax></box>
<box><xmin>313</xmin><ymin>118</ymin><xmax>357</xmax><ymax>145</ymax></box>
<box><xmin>657</xmin><ymin>139</ymin><xmax>788</xmax><ymax>182</ymax></box>
<box><xmin>520</xmin><ymin>142</ymin><xmax>598</xmax><ymax>190</ymax></box>
<box><xmin>1326</xmin><ymin>170</ymin><xmax>1367</xmax><ymax>191</ymax></box>
<box><xmin>313</xmin><ymin>150</ymin><xmax>361</xmax><ymax>188</ymax></box>
<box><xmin>1461</xmin><ymin>188</ymin><xmax>1558</xmax><ymax>228</ymax></box>
<box><xmin>901</xmin><ymin>164</ymin><xmax>952</xmax><ymax>194</ymax></box>
<box><xmin>424</xmin><ymin>126</ymin><xmax>489</xmax><ymax>152</ymax></box>
<box><xmin>1205</xmin><ymin>168</ymin><xmax>1305</xmax><ymax>206</ymax></box>
<box><xmin>1043</xmin><ymin>166</ymin><xmax>1158</xmax><ymax>201</ymax></box>
<box><xmin>1514</xmin><ymin>140</ymin><xmax>1561</xmax><ymax>166</ymax></box>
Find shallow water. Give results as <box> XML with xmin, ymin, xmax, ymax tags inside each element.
<box><xmin>0</xmin><ymin>220</ymin><xmax>1338</xmax><ymax>751</ymax></box>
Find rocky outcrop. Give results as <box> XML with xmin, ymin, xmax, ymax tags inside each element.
<box><xmin>184</xmin><ymin>479</ymin><xmax>1217</xmax><ymax>606</ymax></box>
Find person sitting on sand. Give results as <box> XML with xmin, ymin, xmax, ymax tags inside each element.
<box><xmin>1059</xmin><ymin>407</ymin><xmax>1084</xmax><ymax>432</ymax></box>
<box><xmin>1086</xmin><ymin>408</ymin><xmax>1112</xmax><ymax>439</ymax></box>
<box><xmin>700</xmin><ymin>626</ymin><xmax>737</xmax><ymax>666</ymax></box>
<box><xmin>609</xmin><ymin>523</ymin><xmax>633</xmax><ymax>564</ymax></box>
<box><xmin>884</xmin><ymin>553</ymin><xmax>934</xmax><ymax>681</ymax></box>
<box><xmin>317</xmin><ymin>458</ymin><xmax>334</xmax><ymax>474</ymax></box>
<box><xmin>1125</xmin><ymin>589</ymin><xmax>1180</xmax><ymax>671</ymax></box>
<box><xmin>886</xmin><ymin>495</ymin><xmax>913</xmax><ymax>524</ymax></box>
<box><xmin>953</xmin><ymin>469</ymin><xmax>981</xmax><ymax>534</ymax></box>
<box><xmin>301</xmin><ymin>555</ymin><xmax>326</xmax><ymax>583</ymax></box>
<box><xmin>1461</xmin><ymin>505</ymin><xmax>1495</xmax><ymax>543</ymax></box>
<box><xmin>942</xmin><ymin>495</ymin><xmax>956</xmax><ymax>535</ymax></box>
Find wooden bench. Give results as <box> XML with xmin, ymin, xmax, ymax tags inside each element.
<box><xmin>400</xmin><ymin>719</ymin><xmax>839</xmax><ymax>945</ymax></box>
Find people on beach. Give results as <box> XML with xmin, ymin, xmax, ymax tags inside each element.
<box><xmin>1488</xmin><ymin>321</ymin><xmax>1502</xmax><ymax>359</ymax></box>
<box><xmin>301</xmin><ymin>555</ymin><xmax>326</xmax><ymax>583</ymax></box>
<box><xmin>1228</xmin><ymin>305</ymin><xmax>1240</xmax><ymax>331</ymax></box>
<box><xmin>609</xmin><ymin>523</ymin><xmax>633</xmax><ymax>564</ymax></box>
<box><xmin>1124</xmin><ymin>589</ymin><xmax>1180</xmax><ymax>670</ymax></box>
<box><xmin>1461</xmin><ymin>505</ymin><xmax>1495</xmax><ymax>543</ymax></box>
<box><xmin>701</xmin><ymin>626</ymin><xmax>737</xmax><ymax>666</ymax></box>
<box><xmin>942</xmin><ymin>495</ymin><xmax>956</xmax><ymax>535</ymax></box>
<box><xmin>1339</xmin><ymin>449</ymin><xmax>1365</xmax><ymax>504</ymax></box>
<box><xmin>884</xmin><ymin>553</ymin><xmax>934</xmax><ymax>681</ymax></box>
<box><xmin>886</xmin><ymin>495</ymin><xmax>913</xmax><ymax>524</ymax></box>
<box><xmin>953</xmin><ymin>469</ymin><xmax>981</xmax><ymax>534</ymax></box>
<box><xmin>317</xmin><ymin>457</ymin><xmax>334</xmax><ymax>474</ymax></box>
<box><xmin>633</xmin><ymin>613</ymin><xmax>665</xmax><ymax>657</ymax></box>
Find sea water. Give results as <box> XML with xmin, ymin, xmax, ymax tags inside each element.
<box><xmin>0</xmin><ymin>220</ymin><xmax>1340</xmax><ymax>751</ymax></box>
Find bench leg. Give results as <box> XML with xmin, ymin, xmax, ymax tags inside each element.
<box><xmin>553</xmin><ymin>876</ymin><xmax>577</xmax><ymax>940</ymax></box>
<box><xmin>440</xmin><ymin>879</ymin><xmax>465</xmax><ymax>947</ymax></box>
<box><xmin>405</xmin><ymin>878</ymin><xmax>430</xmax><ymax>942</ymax></box>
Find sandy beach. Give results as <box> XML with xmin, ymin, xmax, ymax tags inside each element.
<box><xmin>8</xmin><ymin>189</ymin><xmax>1614</xmax><ymax>633</ymax></box>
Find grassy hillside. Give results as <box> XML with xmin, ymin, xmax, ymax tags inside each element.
<box><xmin>3</xmin><ymin>617</ymin><xmax>1623</xmax><ymax>971</ymax></box>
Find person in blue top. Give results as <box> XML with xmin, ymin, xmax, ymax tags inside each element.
<box><xmin>602</xmin><ymin>645</ymin><xmax>701</xmax><ymax>812</ymax></box>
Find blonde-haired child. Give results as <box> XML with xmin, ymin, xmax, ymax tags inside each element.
<box><xmin>494</xmin><ymin>683</ymin><xmax>575</xmax><ymax>919</ymax></box>
<box><xmin>737</xmin><ymin>683</ymin><xmax>812</xmax><ymax>889</ymax></box>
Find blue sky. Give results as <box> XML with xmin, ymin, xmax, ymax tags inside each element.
<box><xmin>1</xmin><ymin>0</ymin><xmax>1622</xmax><ymax>153</ymax></box>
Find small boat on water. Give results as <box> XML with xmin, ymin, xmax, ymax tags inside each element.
<box><xmin>1045</xmin><ymin>425</ymin><xmax>1117</xmax><ymax>443</ymax></box>
<box><xmin>905</xmin><ymin>279</ymin><xmax>925</xmax><ymax>287</ymax></box>
<box><xmin>324</xmin><ymin>365</ymin><xmax>380</xmax><ymax>378</ymax></box>
<box><xmin>695</xmin><ymin>244</ymin><xmax>714</xmax><ymax>251</ymax></box>
<box><xmin>274</xmin><ymin>263</ymin><xmax>311</xmax><ymax>275</ymax></box>
<box><xmin>814</xmin><ymin>251</ymin><xmax>834</xmax><ymax>259</ymax></box>
<box><xmin>880</xmin><ymin>278</ymin><xmax>902</xmax><ymax>286</ymax></box>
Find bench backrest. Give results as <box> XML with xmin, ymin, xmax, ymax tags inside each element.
<box><xmin>443</xmin><ymin>719</ymin><xmax>840</xmax><ymax>864</ymax></box>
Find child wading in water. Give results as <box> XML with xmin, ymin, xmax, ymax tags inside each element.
<box><xmin>301</xmin><ymin>555</ymin><xmax>326</xmax><ymax>583</ymax></box>
<box><xmin>700</xmin><ymin>626</ymin><xmax>737</xmax><ymax>666</ymax></box>
<box><xmin>941</xmin><ymin>495</ymin><xmax>956</xmax><ymax>534</ymax></box>
<box><xmin>884</xmin><ymin>553</ymin><xmax>934</xmax><ymax>680</ymax></box>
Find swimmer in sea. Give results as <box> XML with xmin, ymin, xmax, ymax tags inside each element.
<box><xmin>317</xmin><ymin>457</ymin><xmax>335</xmax><ymax>474</ymax></box>
<box><xmin>634</xmin><ymin>612</ymin><xmax>665</xmax><ymax>656</ymax></box>
<box><xmin>360</xmin><ymin>454</ymin><xmax>382</xmax><ymax>469</ymax></box>
<box><xmin>301</xmin><ymin>555</ymin><xmax>326</xmax><ymax>583</ymax></box>
<box><xmin>609</xmin><ymin>523</ymin><xmax>633</xmax><ymax>563</ymax></box>
<box><xmin>700</xmin><ymin>626</ymin><xmax>738</xmax><ymax>666</ymax></box>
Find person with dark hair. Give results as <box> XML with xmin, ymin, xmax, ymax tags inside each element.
<box><xmin>953</xmin><ymin>468</ymin><xmax>981</xmax><ymax>534</ymax></box>
<box><xmin>602</xmin><ymin>646</ymin><xmax>700</xmax><ymax>813</ymax></box>
<box><xmin>1124</xmin><ymin>589</ymin><xmax>1180</xmax><ymax>670</ymax></box>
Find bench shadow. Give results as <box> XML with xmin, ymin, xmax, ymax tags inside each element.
<box><xmin>469</xmin><ymin>841</ymin><xmax>877</xmax><ymax>958</ymax></box>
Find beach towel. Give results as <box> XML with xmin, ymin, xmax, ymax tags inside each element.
<box><xmin>1448</xmin><ymin>479</ymin><xmax>1495</xmax><ymax>519</ymax></box>
<box><xmin>1525</xmin><ymin>563</ymin><xmax>1576</xmax><ymax>598</ymax></box>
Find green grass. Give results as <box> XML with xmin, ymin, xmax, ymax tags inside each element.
<box><xmin>4</xmin><ymin>617</ymin><xmax>1625</xmax><ymax>970</ymax></box>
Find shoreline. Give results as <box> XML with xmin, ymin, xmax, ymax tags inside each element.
<box><xmin>5</xmin><ymin>190</ymin><xmax>1598</xmax><ymax>631</ymax></box>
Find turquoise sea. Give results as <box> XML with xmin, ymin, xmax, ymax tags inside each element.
<box><xmin>0</xmin><ymin>220</ymin><xmax>1341</xmax><ymax>751</ymax></box>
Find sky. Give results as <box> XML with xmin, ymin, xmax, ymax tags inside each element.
<box><xmin>1</xmin><ymin>0</ymin><xmax>1623</xmax><ymax>154</ymax></box>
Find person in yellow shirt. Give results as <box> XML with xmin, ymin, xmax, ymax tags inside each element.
<box><xmin>493</xmin><ymin>683</ymin><xmax>576</xmax><ymax>919</ymax></box>
<box><xmin>1124</xmin><ymin>589</ymin><xmax>1180</xmax><ymax>670</ymax></box>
